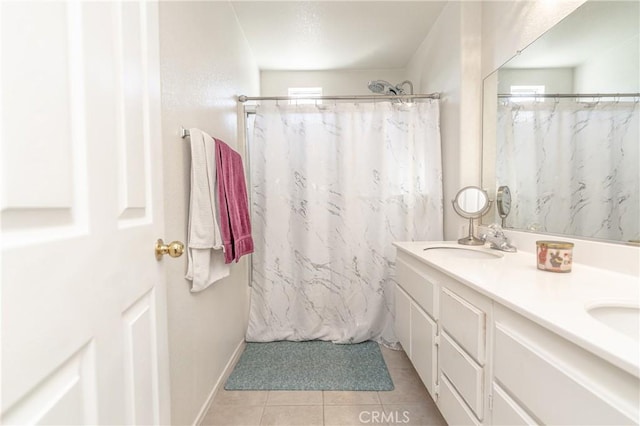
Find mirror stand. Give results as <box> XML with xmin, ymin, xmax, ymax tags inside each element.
<box><xmin>459</xmin><ymin>217</ymin><xmax>484</xmax><ymax>246</ymax></box>
<box><xmin>452</xmin><ymin>186</ymin><xmax>492</xmax><ymax>246</ymax></box>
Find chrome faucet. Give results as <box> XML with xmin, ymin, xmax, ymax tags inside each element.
<box><xmin>480</xmin><ymin>224</ymin><xmax>517</xmax><ymax>252</ymax></box>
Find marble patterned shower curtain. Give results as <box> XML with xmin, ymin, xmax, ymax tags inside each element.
<box><xmin>245</xmin><ymin>101</ymin><xmax>443</xmax><ymax>345</ymax></box>
<box><xmin>496</xmin><ymin>99</ymin><xmax>639</xmax><ymax>241</ymax></box>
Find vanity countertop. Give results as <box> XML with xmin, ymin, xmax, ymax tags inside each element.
<box><xmin>394</xmin><ymin>241</ymin><xmax>640</xmax><ymax>378</ymax></box>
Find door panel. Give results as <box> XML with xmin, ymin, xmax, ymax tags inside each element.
<box><xmin>1</xmin><ymin>1</ymin><xmax>87</xmax><ymax>240</ymax></box>
<box><xmin>123</xmin><ymin>290</ymin><xmax>160</xmax><ymax>426</ymax></box>
<box><xmin>115</xmin><ymin>2</ymin><xmax>150</xmax><ymax>223</ymax></box>
<box><xmin>1</xmin><ymin>343</ymin><xmax>98</xmax><ymax>425</ymax></box>
<box><xmin>1</xmin><ymin>2</ymin><xmax>168</xmax><ymax>424</ymax></box>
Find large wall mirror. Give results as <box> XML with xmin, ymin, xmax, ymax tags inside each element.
<box><xmin>482</xmin><ymin>0</ymin><xmax>639</xmax><ymax>245</ymax></box>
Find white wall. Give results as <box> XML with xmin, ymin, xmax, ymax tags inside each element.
<box><xmin>574</xmin><ymin>34</ymin><xmax>640</xmax><ymax>93</ymax></box>
<box><xmin>158</xmin><ymin>2</ymin><xmax>259</xmax><ymax>425</ymax></box>
<box><xmin>406</xmin><ymin>2</ymin><xmax>482</xmax><ymax>241</ymax></box>
<box><xmin>260</xmin><ymin>69</ymin><xmax>407</xmax><ymax>96</ymax></box>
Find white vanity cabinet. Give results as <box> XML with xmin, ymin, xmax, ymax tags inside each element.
<box><xmin>395</xmin><ymin>252</ymin><xmax>491</xmax><ymax>424</ymax></box>
<box><xmin>393</xmin><ymin>244</ymin><xmax>640</xmax><ymax>426</ymax></box>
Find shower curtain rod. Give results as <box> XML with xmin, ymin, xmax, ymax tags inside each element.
<box><xmin>237</xmin><ymin>93</ymin><xmax>440</xmax><ymax>102</ymax></box>
<box><xmin>498</xmin><ymin>92</ymin><xmax>640</xmax><ymax>99</ymax></box>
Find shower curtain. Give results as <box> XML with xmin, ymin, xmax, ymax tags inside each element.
<box><xmin>496</xmin><ymin>99</ymin><xmax>639</xmax><ymax>241</ymax></box>
<box><xmin>245</xmin><ymin>101</ymin><xmax>443</xmax><ymax>345</ymax></box>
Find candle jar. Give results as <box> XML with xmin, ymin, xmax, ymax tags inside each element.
<box><xmin>536</xmin><ymin>241</ymin><xmax>574</xmax><ymax>273</ymax></box>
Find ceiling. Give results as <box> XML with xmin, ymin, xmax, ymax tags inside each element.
<box><xmin>230</xmin><ymin>1</ymin><xmax>447</xmax><ymax>71</ymax></box>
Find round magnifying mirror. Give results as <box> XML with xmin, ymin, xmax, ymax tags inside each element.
<box><xmin>452</xmin><ymin>186</ymin><xmax>491</xmax><ymax>245</ymax></box>
<box><xmin>496</xmin><ymin>185</ymin><xmax>511</xmax><ymax>227</ymax></box>
<box><xmin>452</xmin><ymin>186</ymin><xmax>490</xmax><ymax>219</ymax></box>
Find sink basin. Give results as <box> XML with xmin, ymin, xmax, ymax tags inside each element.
<box><xmin>423</xmin><ymin>246</ymin><xmax>503</xmax><ymax>259</ymax></box>
<box><xmin>586</xmin><ymin>303</ymin><xmax>640</xmax><ymax>341</ymax></box>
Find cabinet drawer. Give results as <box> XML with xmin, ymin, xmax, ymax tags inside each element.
<box><xmin>410</xmin><ymin>302</ymin><xmax>437</xmax><ymax>398</ymax></box>
<box><xmin>396</xmin><ymin>257</ymin><xmax>436</xmax><ymax>318</ymax></box>
<box><xmin>492</xmin><ymin>382</ymin><xmax>537</xmax><ymax>425</ymax></box>
<box><xmin>440</xmin><ymin>331</ymin><xmax>484</xmax><ymax>419</ymax></box>
<box><xmin>440</xmin><ymin>287</ymin><xmax>485</xmax><ymax>363</ymax></box>
<box><xmin>438</xmin><ymin>372</ymin><xmax>481</xmax><ymax>426</ymax></box>
<box><xmin>494</xmin><ymin>322</ymin><xmax>635</xmax><ymax>425</ymax></box>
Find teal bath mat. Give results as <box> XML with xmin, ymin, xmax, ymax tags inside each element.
<box><xmin>224</xmin><ymin>341</ymin><xmax>394</xmax><ymax>391</ymax></box>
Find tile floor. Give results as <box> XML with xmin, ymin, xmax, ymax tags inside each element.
<box><xmin>202</xmin><ymin>345</ymin><xmax>447</xmax><ymax>426</ymax></box>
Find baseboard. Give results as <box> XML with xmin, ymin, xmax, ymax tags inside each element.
<box><xmin>193</xmin><ymin>339</ymin><xmax>246</xmax><ymax>426</ymax></box>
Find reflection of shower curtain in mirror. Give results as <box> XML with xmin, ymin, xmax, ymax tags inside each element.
<box><xmin>246</xmin><ymin>101</ymin><xmax>443</xmax><ymax>345</ymax></box>
<box><xmin>496</xmin><ymin>99</ymin><xmax>639</xmax><ymax>241</ymax></box>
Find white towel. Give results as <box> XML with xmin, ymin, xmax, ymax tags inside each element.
<box><xmin>185</xmin><ymin>128</ymin><xmax>230</xmax><ymax>292</ymax></box>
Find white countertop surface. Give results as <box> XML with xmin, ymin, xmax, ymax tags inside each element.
<box><xmin>394</xmin><ymin>241</ymin><xmax>640</xmax><ymax>378</ymax></box>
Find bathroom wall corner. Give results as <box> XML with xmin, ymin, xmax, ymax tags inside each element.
<box><xmin>158</xmin><ymin>2</ymin><xmax>259</xmax><ymax>424</ymax></box>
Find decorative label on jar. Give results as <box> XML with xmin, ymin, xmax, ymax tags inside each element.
<box><xmin>536</xmin><ymin>241</ymin><xmax>574</xmax><ymax>273</ymax></box>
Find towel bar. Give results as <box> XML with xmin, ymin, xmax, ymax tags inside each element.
<box><xmin>180</xmin><ymin>127</ymin><xmax>190</xmax><ymax>139</ymax></box>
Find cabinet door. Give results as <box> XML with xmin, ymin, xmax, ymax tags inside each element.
<box><xmin>410</xmin><ymin>302</ymin><xmax>437</xmax><ymax>398</ymax></box>
<box><xmin>395</xmin><ymin>284</ymin><xmax>411</xmax><ymax>356</ymax></box>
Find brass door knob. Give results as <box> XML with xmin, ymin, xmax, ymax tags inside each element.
<box><xmin>155</xmin><ymin>239</ymin><xmax>185</xmax><ymax>260</ymax></box>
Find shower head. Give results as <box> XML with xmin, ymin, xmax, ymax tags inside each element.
<box><xmin>368</xmin><ymin>80</ymin><xmax>400</xmax><ymax>95</ymax></box>
<box><xmin>367</xmin><ymin>80</ymin><xmax>414</xmax><ymax>96</ymax></box>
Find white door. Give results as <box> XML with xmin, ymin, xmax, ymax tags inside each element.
<box><xmin>1</xmin><ymin>2</ymin><xmax>170</xmax><ymax>424</ymax></box>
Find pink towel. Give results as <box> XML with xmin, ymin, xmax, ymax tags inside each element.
<box><xmin>215</xmin><ymin>138</ymin><xmax>254</xmax><ymax>263</ymax></box>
